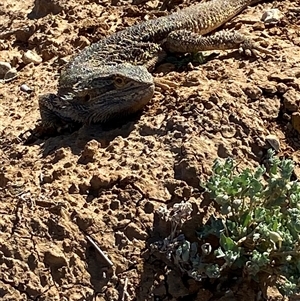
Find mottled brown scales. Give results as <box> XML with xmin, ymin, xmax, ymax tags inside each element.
<box><xmin>39</xmin><ymin>0</ymin><xmax>271</xmax><ymax>129</ymax></box>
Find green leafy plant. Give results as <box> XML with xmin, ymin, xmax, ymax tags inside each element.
<box><xmin>153</xmin><ymin>150</ymin><xmax>300</xmax><ymax>296</ymax></box>
<box><xmin>198</xmin><ymin>149</ymin><xmax>300</xmax><ymax>295</ymax></box>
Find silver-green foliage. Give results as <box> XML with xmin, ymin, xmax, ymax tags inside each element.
<box><xmin>201</xmin><ymin>149</ymin><xmax>300</xmax><ymax>295</ymax></box>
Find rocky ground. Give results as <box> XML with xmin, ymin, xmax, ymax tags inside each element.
<box><xmin>0</xmin><ymin>0</ymin><xmax>300</xmax><ymax>300</ymax></box>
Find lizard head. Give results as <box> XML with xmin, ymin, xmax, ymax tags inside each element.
<box><xmin>39</xmin><ymin>63</ymin><xmax>155</xmax><ymax>128</ymax></box>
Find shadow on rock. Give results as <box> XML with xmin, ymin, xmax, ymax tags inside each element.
<box><xmin>22</xmin><ymin>113</ymin><xmax>141</xmax><ymax>156</ymax></box>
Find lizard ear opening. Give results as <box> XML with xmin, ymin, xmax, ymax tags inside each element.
<box><xmin>84</xmin><ymin>94</ymin><xmax>91</xmax><ymax>102</ymax></box>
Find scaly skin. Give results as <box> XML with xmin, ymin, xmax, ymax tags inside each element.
<box><xmin>39</xmin><ymin>0</ymin><xmax>269</xmax><ymax>129</ymax></box>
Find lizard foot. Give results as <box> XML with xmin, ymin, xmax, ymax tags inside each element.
<box><xmin>238</xmin><ymin>39</ymin><xmax>273</xmax><ymax>57</ymax></box>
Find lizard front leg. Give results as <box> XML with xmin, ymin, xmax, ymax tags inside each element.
<box><xmin>165</xmin><ymin>29</ymin><xmax>271</xmax><ymax>56</ymax></box>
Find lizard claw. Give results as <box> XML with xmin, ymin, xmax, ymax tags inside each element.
<box><xmin>238</xmin><ymin>39</ymin><xmax>273</xmax><ymax>57</ymax></box>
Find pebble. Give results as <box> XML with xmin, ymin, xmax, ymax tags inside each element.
<box><xmin>276</xmin><ymin>82</ymin><xmax>288</xmax><ymax>94</ymax></box>
<box><xmin>22</xmin><ymin>50</ymin><xmax>43</xmax><ymax>64</ymax></box>
<box><xmin>90</xmin><ymin>174</ymin><xmax>111</xmax><ymax>190</ymax></box>
<box><xmin>221</xmin><ymin>124</ymin><xmax>236</xmax><ymax>138</ymax></box>
<box><xmin>125</xmin><ymin>222</ymin><xmax>148</xmax><ymax>240</ymax></box>
<box><xmin>44</xmin><ymin>247</ymin><xmax>67</xmax><ymax>268</ymax></box>
<box><xmin>252</xmin><ymin>22</ymin><xmax>265</xmax><ymax>31</ymax></box>
<box><xmin>259</xmin><ymin>83</ymin><xmax>277</xmax><ymax>94</ymax></box>
<box><xmin>243</xmin><ymin>84</ymin><xmax>263</xmax><ymax>101</ymax></box>
<box><xmin>78</xmin><ymin>140</ymin><xmax>101</xmax><ymax>164</ymax></box>
<box><xmin>283</xmin><ymin>89</ymin><xmax>300</xmax><ymax>112</ymax></box>
<box><xmin>261</xmin><ymin>9</ymin><xmax>282</xmax><ymax>24</ymax></box>
<box><xmin>265</xmin><ymin>134</ymin><xmax>280</xmax><ymax>152</ymax></box>
<box><xmin>58</xmin><ymin>57</ymin><xmax>69</xmax><ymax>65</ymax></box>
<box><xmin>4</xmin><ymin>68</ymin><xmax>18</xmax><ymax>81</ymax></box>
<box><xmin>20</xmin><ymin>84</ymin><xmax>33</xmax><ymax>93</ymax></box>
<box><xmin>0</xmin><ymin>61</ymin><xmax>12</xmax><ymax>77</ymax></box>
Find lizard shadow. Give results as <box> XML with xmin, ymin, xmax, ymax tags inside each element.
<box><xmin>26</xmin><ymin>113</ymin><xmax>142</xmax><ymax>157</ymax></box>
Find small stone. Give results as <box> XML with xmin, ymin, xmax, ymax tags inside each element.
<box><xmin>265</xmin><ymin>134</ymin><xmax>280</xmax><ymax>152</ymax></box>
<box><xmin>75</xmin><ymin>212</ymin><xmax>94</xmax><ymax>231</ymax></box>
<box><xmin>125</xmin><ymin>222</ymin><xmax>148</xmax><ymax>240</ymax></box>
<box><xmin>174</xmin><ymin>158</ymin><xmax>200</xmax><ymax>187</ymax></box>
<box><xmin>265</xmin><ymin>286</ymin><xmax>283</xmax><ymax>300</ymax></box>
<box><xmin>282</xmin><ymin>113</ymin><xmax>291</xmax><ymax>121</ymax></box>
<box><xmin>182</xmin><ymin>186</ymin><xmax>192</xmax><ymax>198</ymax></box>
<box><xmin>203</xmin><ymin>101</ymin><xmax>214</xmax><ymax>110</ymax></box>
<box><xmin>78</xmin><ymin>140</ymin><xmax>101</xmax><ymax>164</ymax></box>
<box><xmin>74</xmin><ymin>36</ymin><xmax>91</xmax><ymax>48</ymax></box>
<box><xmin>78</xmin><ymin>182</ymin><xmax>90</xmax><ymax>194</ymax></box>
<box><xmin>63</xmin><ymin>162</ymin><xmax>72</xmax><ymax>168</ymax></box>
<box><xmin>243</xmin><ymin>84</ymin><xmax>263</xmax><ymax>101</ymax></box>
<box><xmin>52</xmin><ymin>150</ymin><xmax>67</xmax><ymax>164</ymax></box>
<box><xmin>283</xmin><ymin>89</ymin><xmax>300</xmax><ymax>112</ymax></box>
<box><xmin>90</xmin><ymin>174</ymin><xmax>114</xmax><ymax>190</ymax></box>
<box><xmin>117</xmin><ymin>219</ymin><xmax>131</xmax><ymax>228</ymax></box>
<box><xmin>261</xmin><ymin>9</ymin><xmax>282</xmax><ymax>24</ymax></box>
<box><xmin>221</xmin><ymin>124</ymin><xmax>236</xmax><ymax>138</ymax></box>
<box><xmin>4</xmin><ymin>68</ymin><xmax>18</xmax><ymax>81</ymax></box>
<box><xmin>252</xmin><ymin>22</ymin><xmax>265</xmax><ymax>31</ymax></box>
<box><xmin>20</xmin><ymin>84</ymin><xmax>33</xmax><ymax>93</ymax></box>
<box><xmin>0</xmin><ymin>61</ymin><xmax>11</xmax><ymax>77</ymax></box>
<box><xmin>0</xmin><ymin>173</ymin><xmax>9</xmax><ymax>188</ymax></box>
<box><xmin>217</xmin><ymin>142</ymin><xmax>232</xmax><ymax>158</ymax></box>
<box><xmin>58</xmin><ymin>57</ymin><xmax>69</xmax><ymax>65</ymax></box>
<box><xmin>259</xmin><ymin>83</ymin><xmax>277</xmax><ymax>94</ymax></box>
<box><xmin>156</xmin><ymin>63</ymin><xmax>176</xmax><ymax>74</ymax></box>
<box><xmin>22</xmin><ymin>50</ymin><xmax>43</xmax><ymax>64</ymax></box>
<box><xmin>276</xmin><ymin>82</ymin><xmax>288</xmax><ymax>94</ymax></box>
<box><xmin>14</xmin><ymin>26</ymin><xmax>36</xmax><ymax>43</ymax></box>
<box><xmin>44</xmin><ymin>247</ymin><xmax>67</xmax><ymax>268</ymax></box>
<box><xmin>118</xmin><ymin>191</ymin><xmax>131</xmax><ymax>202</ymax></box>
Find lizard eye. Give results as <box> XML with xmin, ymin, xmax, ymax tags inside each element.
<box><xmin>114</xmin><ymin>76</ymin><xmax>125</xmax><ymax>88</ymax></box>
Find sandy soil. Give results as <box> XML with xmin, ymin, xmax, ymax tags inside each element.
<box><xmin>0</xmin><ymin>0</ymin><xmax>300</xmax><ymax>300</ymax></box>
